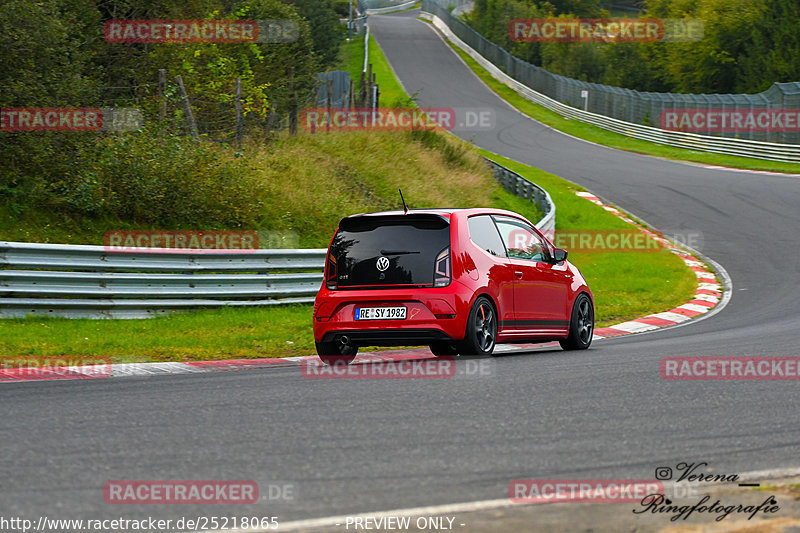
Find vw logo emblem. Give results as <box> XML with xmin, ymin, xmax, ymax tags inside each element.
<box><xmin>376</xmin><ymin>256</ymin><xmax>390</xmax><ymax>271</ymax></box>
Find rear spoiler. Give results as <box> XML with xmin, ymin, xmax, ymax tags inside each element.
<box><xmin>339</xmin><ymin>213</ymin><xmax>449</xmax><ymax>232</ymax></box>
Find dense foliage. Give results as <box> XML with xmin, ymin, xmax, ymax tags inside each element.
<box><xmin>469</xmin><ymin>0</ymin><xmax>800</xmax><ymax>94</ymax></box>
<box><xmin>0</xmin><ymin>0</ymin><xmax>341</xmax><ymax>227</ymax></box>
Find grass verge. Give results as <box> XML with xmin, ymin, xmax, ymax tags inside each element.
<box><xmin>0</xmin><ymin>130</ymin><xmax>541</xmax><ymax>360</ymax></box>
<box><xmin>0</xmin><ymin>30</ymin><xmax>698</xmax><ymax>361</ymax></box>
<box><xmin>443</xmin><ymin>33</ymin><xmax>800</xmax><ymax>174</ymax></box>
<box><xmin>0</xmin><ymin>307</ymin><xmax>313</xmax><ymax>362</ymax></box>
<box><xmin>477</xmin><ymin>149</ymin><xmax>696</xmax><ymax>327</ymax></box>
<box><xmin>367</xmin><ymin>34</ymin><xmax>408</xmax><ymax>106</ymax></box>
<box><xmin>335</xmin><ymin>33</ymin><xmax>366</xmax><ymax>82</ymax></box>
<box><xmin>0</xmin><ymin>130</ymin><xmax>529</xmax><ymax>247</ymax></box>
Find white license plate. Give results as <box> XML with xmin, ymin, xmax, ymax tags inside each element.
<box><xmin>355</xmin><ymin>306</ymin><xmax>407</xmax><ymax>320</ymax></box>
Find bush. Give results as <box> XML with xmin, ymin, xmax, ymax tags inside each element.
<box><xmin>36</xmin><ymin>130</ymin><xmax>266</xmax><ymax>228</ymax></box>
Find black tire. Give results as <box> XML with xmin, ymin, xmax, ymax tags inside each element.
<box><xmin>429</xmin><ymin>341</ymin><xmax>459</xmax><ymax>356</ymax></box>
<box><xmin>315</xmin><ymin>341</ymin><xmax>358</xmax><ymax>366</ymax></box>
<box><xmin>560</xmin><ymin>293</ymin><xmax>594</xmax><ymax>350</ymax></box>
<box><xmin>455</xmin><ymin>296</ymin><xmax>497</xmax><ymax>356</ymax></box>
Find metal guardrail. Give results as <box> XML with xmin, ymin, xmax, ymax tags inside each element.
<box><xmin>364</xmin><ymin>23</ymin><xmax>370</xmax><ymax>73</ymax></box>
<box><xmin>423</xmin><ymin>3</ymin><xmax>800</xmax><ymax>162</ymax></box>
<box><xmin>0</xmin><ymin>243</ymin><xmax>326</xmax><ymax>319</ymax></box>
<box><xmin>358</xmin><ymin>0</ymin><xmax>418</xmax><ymax>15</ymax></box>
<box><xmin>485</xmin><ymin>158</ymin><xmax>555</xmax><ymax>236</ymax></box>
<box><xmin>0</xmin><ymin>169</ymin><xmax>554</xmax><ymax>320</ymax></box>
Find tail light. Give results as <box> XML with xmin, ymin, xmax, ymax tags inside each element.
<box><xmin>326</xmin><ymin>255</ymin><xmax>337</xmax><ymax>290</ymax></box>
<box><xmin>434</xmin><ymin>247</ymin><xmax>451</xmax><ymax>287</ymax></box>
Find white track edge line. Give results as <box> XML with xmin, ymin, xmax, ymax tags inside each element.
<box><xmin>203</xmin><ymin>467</ymin><xmax>800</xmax><ymax>533</ymax></box>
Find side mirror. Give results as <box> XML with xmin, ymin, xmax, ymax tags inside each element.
<box><xmin>552</xmin><ymin>247</ymin><xmax>568</xmax><ymax>263</ymax></box>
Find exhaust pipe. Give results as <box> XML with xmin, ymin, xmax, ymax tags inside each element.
<box><xmin>338</xmin><ymin>335</ymin><xmax>351</xmax><ymax>347</ymax></box>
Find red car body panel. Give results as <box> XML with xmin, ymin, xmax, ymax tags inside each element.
<box><xmin>313</xmin><ymin>208</ymin><xmax>592</xmax><ymax>346</ymax></box>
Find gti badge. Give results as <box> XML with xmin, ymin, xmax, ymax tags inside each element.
<box><xmin>376</xmin><ymin>256</ymin><xmax>390</xmax><ymax>271</ymax></box>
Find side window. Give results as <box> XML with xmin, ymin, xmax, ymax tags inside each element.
<box><xmin>493</xmin><ymin>216</ymin><xmax>549</xmax><ymax>262</ymax></box>
<box><xmin>467</xmin><ymin>215</ymin><xmax>506</xmax><ymax>257</ymax></box>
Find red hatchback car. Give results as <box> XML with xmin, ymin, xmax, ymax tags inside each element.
<box><xmin>313</xmin><ymin>208</ymin><xmax>594</xmax><ymax>364</ymax></box>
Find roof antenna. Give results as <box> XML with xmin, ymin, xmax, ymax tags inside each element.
<box><xmin>399</xmin><ymin>188</ymin><xmax>408</xmax><ymax>214</ymax></box>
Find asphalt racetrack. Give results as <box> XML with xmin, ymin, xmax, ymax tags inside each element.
<box><xmin>2</xmin><ymin>9</ymin><xmax>800</xmax><ymax>531</ymax></box>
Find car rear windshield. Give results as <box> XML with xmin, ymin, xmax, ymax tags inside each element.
<box><xmin>329</xmin><ymin>214</ymin><xmax>450</xmax><ymax>289</ymax></box>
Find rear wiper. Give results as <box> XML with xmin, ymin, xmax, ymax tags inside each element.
<box><xmin>380</xmin><ymin>249</ymin><xmax>420</xmax><ymax>255</ymax></box>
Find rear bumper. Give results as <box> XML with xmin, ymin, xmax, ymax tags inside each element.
<box><xmin>313</xmin><ymin>286</ymin><xmax>470</xmax><ymax>344</ymax></box>
<box><xmin>319</xmin><ymin>329</ymin><xmax>454</xmax><ymax>346</ymax></box>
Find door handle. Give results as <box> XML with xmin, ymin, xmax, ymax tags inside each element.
<box><xmin>514</xmin><ymin>271</ymin><xmax>523</xmax><ymax>279</ymax></box>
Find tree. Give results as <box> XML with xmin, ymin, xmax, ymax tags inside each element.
<box><xmin>474</xmin><ymin>0</ymin><xmax>488</xmax><ymax>20</ymax></box>
<box><xmin>0</xmin><ymin>0</ymin><xmax>103</xmax><ymax>195</ymax></box>
<box><xmin>541</xmin><ymin>42</ymin><xmax>605</xmax><ymax>83</ymax></box>
<box><xmin>285</xmin><ymin>0</ymin><xmax>342</xmax><ymax>67</ymax></box>
<box><xmin>650</xmin><ymin>0</ymin><xmax>763</xmax><ymax>93</ymax></box>
<box><xmin>738</xmin><ymin>0</ymin><xmax>800</xmax><ymax>92</ymax></box>
<box><xmin>538</xmin><ymin>0</ymin><xmax>603</xmax><ymax>17</ymax></box>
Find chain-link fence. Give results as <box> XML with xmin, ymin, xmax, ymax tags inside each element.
<box><xmin>424</xmin><ymin>0</ymin><xmax>800</xmax><ymax>144</ymax></box>
<box><xmin>84</xmin><ymin>68</ymin><xmax>322</xmax><ymax>141</ymax></box>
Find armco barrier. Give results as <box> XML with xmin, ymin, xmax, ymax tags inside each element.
<box><xmin>358</xmin><ymin>0</ymin><xmax>417</xmax><ymax>15</ymax></box>
<box><xmin>485</xmin><ymin>157</ymin><xmax>555</xmax><ymax>236</ymax></box>
<box><xmin>422</xmin><ymin>1</ymin><xmax>800</xmax><ymax>162</ymax></box>
<box><xmin>0</xmin><ymin>165</ymin><xmax>553</xmax><ymax>319</ymax></box>
<box><xmin>0</xmin><ymin>244</ymin><xmax>326</xmax><ymax>319</ymax></box>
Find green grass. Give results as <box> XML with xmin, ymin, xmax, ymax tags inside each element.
<box><xmin>444</xmin><ymin>34</ymin><xmax>800</xmax><ymax>174</ymax></box>
<box><xmin>0</xmin><ymin>130</ymin><xmax>534</xmax><ymax>248</ymax></box>
<box><xmin>367</xmin><ymin>34</ymin><xmax>409</xmax><ymax>106</ymax></box>
<box><xmin>0</xmin><ymin>306</ymin><xmax>315</xmax><ymax>362</ymax></box>
<box><xmin>476</xmin><ymin>150</ymin><xmax>697</xmax><ymax>326</ymax></box>
<box><xmin>0</xmin><ymin>131</ymin><xmax>543</xmax><ymax>360</ymax></box>
<box><xmin>335</xmin><ymin>32</ymin><xmax>366</xmax><ymax>82</ymax></box>
<box><xmin>334</xmin><ymin>32</ymin><xmax>408</xmax><ymax>107</ymax></box>
<box><xmin>0</xmin><ymin>28</ymin><xmax>698</xmax><ymax>361</ymax></box>
<box><xmin>0</xmin><ymin>147</ymin><xmax>692</xmax><ymax>358</ymax></box>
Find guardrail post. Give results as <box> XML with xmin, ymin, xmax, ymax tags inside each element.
<box><xmin>0</xmin><ymin>243</ymin><xmax>328</xmax><ymax>319</ymax></box>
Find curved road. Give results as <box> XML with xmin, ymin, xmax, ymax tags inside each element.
<box><xmin>2</xmin><ymin>9</ymin><xmax>800</xmax><ymax>530</ymax></box>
